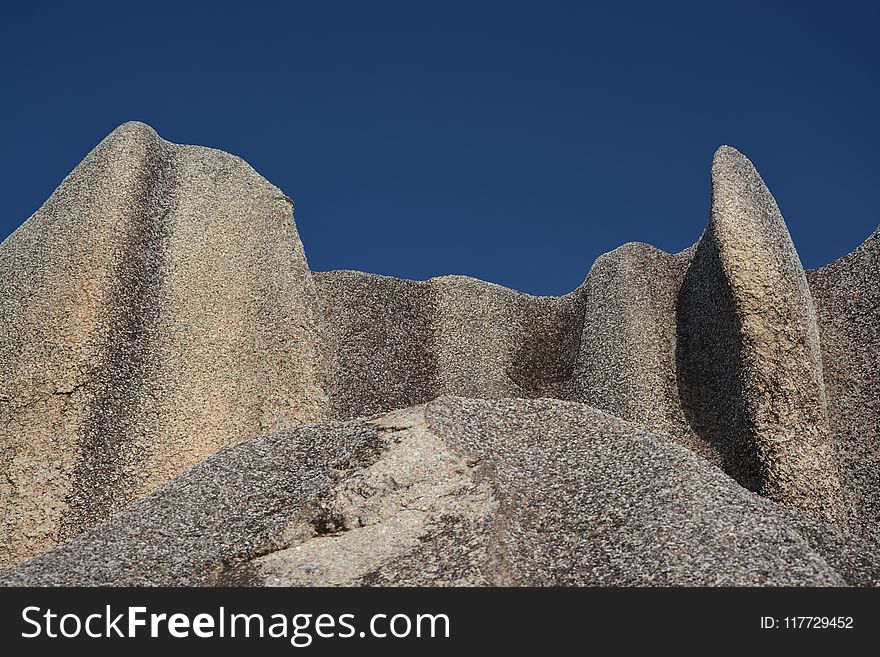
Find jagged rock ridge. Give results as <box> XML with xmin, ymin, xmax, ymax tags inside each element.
<box><xmin>0</xmin><ymin>123</ymin><xmax>877</xmax><ymax>584</ymax></box>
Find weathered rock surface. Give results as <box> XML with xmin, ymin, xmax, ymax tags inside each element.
<box><xmin>4</xmin><ymin>398</ymin><xmax>878</xmax><ymax>587</ymax></box>
<box><xmin>0</xmin><ymin>122</ymin><xmax>326</xmax><ymax>569</ymax></box>
<box><xmin>808</xmin><ymin>227</ymin><xmax>880</xmax><ymax>543</ymax></box>
<box><xmin>1</xmin><ymin>123</ymin><xmax>878</xmax><ymax>584</ymax></box>
<box><xmin>315</xmin><ymin>271</ymin><xmax>583</xmax><ymax>420</ymax></box>
<box><xmin>677</xmin><ymin>146</ymin><xmax>844</xmax><ymax>525</ymax></box>
<box><xmin>314</xmin><ymin>146</ymin><xmax>873</xmax><ymax>537</ymax></box>
<box><xmin>315</xmin><ymin>272</ymin><xmax>436</xmax><ymax>420</ymax></box>
<box><xmin>569</xmin><ymin>242</ymin><xmax>707</xmax><ymax>457</ymax></box>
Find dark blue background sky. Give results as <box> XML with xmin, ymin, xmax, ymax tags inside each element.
<box><xmin>1</xmin><ymin>1</ymin><xmax>877</xmax><ymax>295</ymax></box>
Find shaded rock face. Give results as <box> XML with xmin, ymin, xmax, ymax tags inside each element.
<box><xmin>3</xmin><ymin>398</ymin><xmax>879</xmax><ymax>587</ymax></box>
<box><xmin>0</xmin><ymin>123</ymin><xmax>327</xmax><ymax>568</ymax></box>
<box><xmin>678</xmin><ymin>232</ymin><xmax>758</xmax><ymax>486</ymax></box>
<box><xmin>678</xmin><ymin>147</ymin><xmax>844</xmax><ymax>525</ymax></box>
<box><xmin>314</xmin><ymin>272</ymin><xmax>437</xmax><ymax>420</ymax></box>
<box><xmin>570</xmin><ymin>242</ymin><xmax>705</xmax><ymax>458</ymax></box>
<box><xmin>807</xmin><ymin>228</ymin><xmax>880</xmax><ymax>543</ymax></box>
<box><xmin>1</xmin><ymin>123</ymin><xmax>878</xmax><ymax>582</ymax></box>
<box><xmin>315</xmin><ymin>271</ymin><xmax>584</xmax><ymax>419</ymax></box>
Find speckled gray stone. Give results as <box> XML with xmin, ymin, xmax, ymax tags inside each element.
<box><xmin>3</xmin><ymin>398</ymin><xmax>878</xmax><ymax>587</ymax></box>
<box><xmin>1</xmin><ymin>124</ymin><xmax>878</xmax><ymax>583</ymax></box>
<box><xmin>569</xmin><ymin>242</ymin><xmax>712</xmax><ymax>459</ymax></box>
<box><xmin>0</xmin><ymin>420</ymin><xmax>375</xmax><ymax>586</ymax></box>
<box><xmin>0</xmin><ymin>122</ymin><xmax>327</xmax><ymax>569</ymax></box>
<box><xmin>678</xmin><ymin>146</ymin><xmax>844</xmax><ymax>525</ymax></box>
<box><xmin>807</xmin><ymin>227</ymin><xmax>880</xmax><ymax>543</ymax></box>
<box><xmin>315</xmin><ymin>271</ymin><xmax>583</xmax><ymax>418</ymax></box>
<box><xmin>424</xmin><ymin>398</ymin><xmax>879</xmax><ymax>586</ymax></box>
<box><xmin>314</xmin><ymin>271</ymin><xmax>437</xmax><ymax>420</ymax></box>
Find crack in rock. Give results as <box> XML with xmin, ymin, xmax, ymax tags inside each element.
<box><xmin>242</xmin><ymin>407</ymin><xmax>500</xmax><ymax>586</ymax></box>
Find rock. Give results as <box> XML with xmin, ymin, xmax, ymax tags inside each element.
<box><xmin>315</xmin><ymin>271</ymin><xmax>583</xmax><ymax>420</ymax></box>
<box><xmin>314</xmin><ymin>271</ymin><xmax>436</xmax><ymax>420</ymax></box>
<box><xmin>423</xmin><ymin>398</ymin><xmax>876</xmax><ymax>586</ymax></box>
<box><xmin>2</xmin><ymin>124</ymin><xmax>878</xmax><ymax>584</ymax></box>
<box><xmin>431</xmin><ymin>275</ymin><xmax>536</xmax><ymax>400</ymax></box>
<box><xmin>569</xmin><ymin>242</ymin><xmax>710</xmax><ymax>458</ymax></box>
<box><xmin>677</xmin><ymin>146</ymin><xmax>844</xmax><ymax>525</ymax></box>
<box><xmin>2</xmin><ymin>398</ymin><xmax>877</xmax><ymax>587</ymax></box>
<box><xmin>807</xmin><ymin>227</ymin><xmax>880</xmax><ymax>542</ymax></box>
<box><xmin>315</xmin><ymin>148</ymin><xmax>863</xmax><ymax>532</ymax></box>
<box><xmin>0</xmin><ymin>122</ymin><xmax>327</xmax><ymax>569</ymax></box>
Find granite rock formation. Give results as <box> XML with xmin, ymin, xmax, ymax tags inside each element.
<box><xmin>678</xmin><ymin>146</ymin><xmax>844</xmax><ymax>526</ymax></box>
<box><xmin>0</xmin><ymin>123</ymin><xmax>326</xmax><ymax>569</ymax></box>
<box><xmin>4</xmin><ymin>398</ymin><xmax>879</xmax><ymax>587</ymax></box>
<box><xmin>0</xmin><ymin>123</ymin><xmax>877</xmax><ymax>584</ymax></box>
<box><xmin>807</xmin><ymin>227</ymin><xmax>880</xmax><ymax>543</ymax></box>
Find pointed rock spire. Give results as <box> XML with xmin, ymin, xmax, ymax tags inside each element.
<box><xmin>677</xmin><ymin>146</ymin><xmax>844</xmax><ymax>524</ymax></box>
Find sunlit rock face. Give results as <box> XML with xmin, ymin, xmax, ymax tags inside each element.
<box><xmin>1</xmin><ymin>124</ymin><xmax>877</xmax><ymax>585</ymax></box>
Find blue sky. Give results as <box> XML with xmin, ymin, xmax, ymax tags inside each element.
<box><xmin>1</xmin><ymin>1</ymin><xmax>877</xmax><ymax>295</ymax></box>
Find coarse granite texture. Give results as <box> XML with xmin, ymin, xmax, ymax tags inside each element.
<box><xmin>677</xmin><ymin>146</ymin><xmax>844</xmax><ymax>525</ymax></box>
<box><xmin>1</xmin><ymin>123</ymin><xmax>878</xmax><ymax>583</ymax></box>
<box><xmin>3</xmin><ymin>398</ymin><xmax>878</xmax><ymax>587</ymax></box>
<box><xmin>570</xmin><ymin>241</ymin><xmax>708</xmax><ymax>459</ymax></box>
<box><xmin>807</xmin><ymin>227</ymin><xmax>880</xmax><ymax>543</ymax></box>
<box><xmin>314</xmin><ymin>271</ymin><xmax>584</xmax><ymax>419</ymax></box>
<box><xmin>313</xmin><ymin>271</ymin><xmax>437</xmax><ymax>420</ymax></box>
<box><xmin>0</xmin><ymin>122</ymin><xmax>327</xmax><ymax>569</ymax></box>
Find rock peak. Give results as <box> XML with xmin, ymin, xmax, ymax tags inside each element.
<box><xmin>1</xmin><ymin>126</ymin><xmax>878</xmax><ymax>585</ymax></box>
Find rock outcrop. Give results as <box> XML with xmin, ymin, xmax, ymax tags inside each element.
<box><xmin>0</xmin><ymin>122</ymin><xmax>326</xmax><ymax>569</ymax></box>
<box><xmin>677</xmin><ymin>147</ymin><xmax>844</xmax><ymax>525</ymax></box>
<box><xmin>808</xmin><ymin>228</ymin><xmax>880</xmax><ymax>542</ymax></box>
<box><xmin>315</xmin><ymin>271</ymin><xmax>583</xmax><ymax>420</ymax></box>
<box><xmin>1</xmin><ymin>123</ymin><xmax>878</xmax><ymax>584</ymax></box>
<box><xmin>569</xmin><ymin>243</ymin><xmax>704</xmax><ymax>456</ymax></box>
<box><xmin>3</xmin><ymin>398</ymin><xmax>878</xmax><ymax>587</ymax></box>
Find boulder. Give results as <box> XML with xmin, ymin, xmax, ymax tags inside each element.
<box><xmin>2</xmin><ymin>397</ymin><xmax>876</xmax><ymax>587</ymax></box>
<box><xmin>0</xmin><ymin>123</ymin><xmax>327</xmax><ymax>568</ymax></box>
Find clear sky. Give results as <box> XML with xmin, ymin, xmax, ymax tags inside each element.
<box><xmin>1</xmin><ymin>1</ymin><xmax>877</xmax><ymax>295</ymax></box>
